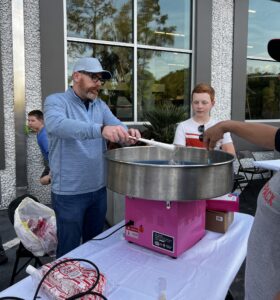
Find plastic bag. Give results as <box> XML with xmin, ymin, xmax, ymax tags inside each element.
<box><xmin>27</xmin><ymin>258</ymin><xmax>107</xmax><ymax>299</ymax></box>
<box><xmin>14</xmin><ymin>197</ymin><xmax>57</xmax><ymax>256</ymax></box>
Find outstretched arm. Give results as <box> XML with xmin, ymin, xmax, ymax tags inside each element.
<box><xmin>204</xmin><ymin>120</ymin><xmax>278</xmax><ymax>150</ymax></box>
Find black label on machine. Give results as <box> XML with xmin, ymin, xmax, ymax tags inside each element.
<box><xmin>152</xmin><ymin>231</ymin><xmax>174</xmax><ymax>253</ymax></box>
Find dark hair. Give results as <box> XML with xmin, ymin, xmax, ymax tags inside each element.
<box><xmin>192</xmin><ymin>83</ymin><xmax>215</xmax><ymax>102</ymax></box>
<box><xmin>28</xmin><ymin>110</ymin><xmax>44</xmax><ymax>120</ymax></box>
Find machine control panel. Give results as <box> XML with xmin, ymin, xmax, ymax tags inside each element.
<box><xmin>152</xmin><ymin>231</ymin><xmax>174</xmax><ymax>253</ymax></box>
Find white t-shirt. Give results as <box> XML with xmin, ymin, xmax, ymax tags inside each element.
<box><xmin>173</xmin><ymin>118</ymin><xmax>232</xmax><ymax>148</ymax></box>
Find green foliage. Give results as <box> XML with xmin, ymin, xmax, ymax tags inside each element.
<box><xmin>143</xmin><ymin>102</ymin><xmax>187</xmax><ymax>144</ymax></box>
<box><xmin>247</xmin><ymin>72</ymin><xmax>280</xmax><ymax>119</ymax></box>
<box><xmin>24</xmin><ymin>124</ymin><xmax>32</xmax><ymax>135</ymax></box>
<box><xmin>159</xmin><ymin>69</ymin><xmax>190</xmax><ymax>101</ymax></box>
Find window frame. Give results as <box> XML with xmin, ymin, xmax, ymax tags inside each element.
<box><xmin>39</xmin><ymin>0</ymin><xmax>213</xmax><ymax>124</ymax></box>
<box><xmin>66</xmin><ymin>0</ymin><xmax>194</xmax><ymax>124</ymax></box>
<box><xmin>231</xmin><ymin>0</ymin><xmax>280</xmax><ymax>151</ymax></box>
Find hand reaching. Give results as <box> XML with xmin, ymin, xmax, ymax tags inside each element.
<box><xmin>102</xmin><ymin>125</ymin><xmax>141</xmax><ymax>145</ymax></box>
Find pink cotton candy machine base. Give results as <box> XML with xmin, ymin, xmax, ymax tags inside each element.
<box><xmin>125</xmin><ymin>196</ymin><xmax>206</xmax><ymax>258</ymax></box>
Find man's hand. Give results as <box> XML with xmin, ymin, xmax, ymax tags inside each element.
<box><xmin>40</xmin><ymin>174</ymin><xmax>51</xmax><ymax>185</ymax></box>
<box><xmin>102</xmin><ymin>125</ymin><xmax>129</xmax><ymax>143</ymax></box>
<box><xmin>203</xmin><ymin>122</ymin><xmax>225</xmax><ymax>150</ymax></box>
<box><xmin>126</xmin><ymin>128</ymin><xmax>141</xmax><ymax>145</ymax></box>
<box><xmin>204</xmin><ymin>120</ymin><xmax>278</xmax><ymax>151</ymax></box>
<box><xmin>101</xmin><ymin>125</ymin><xmax>141</xmax><ymax>144</ymax></box>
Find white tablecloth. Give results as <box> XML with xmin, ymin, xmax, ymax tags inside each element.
<box><xmin>254</xmin><ymin>159</ymin><xmax>280</xmax><ymax>171</ymax></box>
<box><xmin>0</xmin><ymin>213</ymin><xmax>254</xmax><ymax>300</ymax></box>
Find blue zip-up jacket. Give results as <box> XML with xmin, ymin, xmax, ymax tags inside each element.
<box><xmin>44</xmin><ymin>87</ymin><xmax>125</xmax><ymax>195</ymax></box>
<box><xmin>37</xmin><ymin>127</ymin><xmax>49</xmax><ymax>161</ymax></box>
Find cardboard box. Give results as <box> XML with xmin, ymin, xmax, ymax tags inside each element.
<box><xmin>206</xmin><ymin>193</ymin><xmax>239</xmax><ymax>212</ymax></box>
<box><xmin>205</xmin><ymin>210</ymin><xmax>234</xmax><ymax>233</ymax></box>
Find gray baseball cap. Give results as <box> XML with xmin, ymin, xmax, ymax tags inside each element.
<box><xmin>73</xmin><ymin>57</ymin><xmax>112</xmax><ymax>79</ymax></box>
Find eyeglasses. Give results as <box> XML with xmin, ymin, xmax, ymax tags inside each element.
<box><xmin>79</xmin><ymin>71</ymin><xmax>106</xmax><ymax>85</ymax></box>
<box><xmin>198</xmin><ymin>125</ymin><xmax>205</xmax><ymax>142</ymax></box>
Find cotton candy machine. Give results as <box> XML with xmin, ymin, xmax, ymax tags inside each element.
<box><xmin>105</xmin><ymin>146</ymin><xmax>234</xmax><ymax>257</ymax></box>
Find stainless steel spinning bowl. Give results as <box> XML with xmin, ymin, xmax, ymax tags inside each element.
<box><xmin>105</xmin><ymin>146</ymin><xmax>235</xmax><ymax>201</ymax></box>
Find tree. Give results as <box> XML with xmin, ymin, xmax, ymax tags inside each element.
<box><xmin>143</xmin><ymin>102</ymin><xmax>187</xmax><ymax>143</ymax></box>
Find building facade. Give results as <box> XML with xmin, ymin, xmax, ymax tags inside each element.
<box><xmin>0</xmin><ymin>0</ymin><xmax>279</xmax><ymax>208</ymax></box>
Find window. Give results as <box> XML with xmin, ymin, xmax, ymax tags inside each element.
<box><xmin>246</xmin><ymin>0</ymin><xmax>280</xmax><ymax>120</ymax></box>
<box><xmin>66</xmin><ymin>0</ymin><xmax>192</xmax><ymax>123</ymax></box>
<box><xmin>137</xmin><ymin>49</ymin><xmax>190</xmax><ymax>121</ymax></box>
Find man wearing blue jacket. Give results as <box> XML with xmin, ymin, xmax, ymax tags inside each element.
<box><xmin>44</xmin><ymin>57</ymin><xmax>140</xmax><ymax>257</ymax></box>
